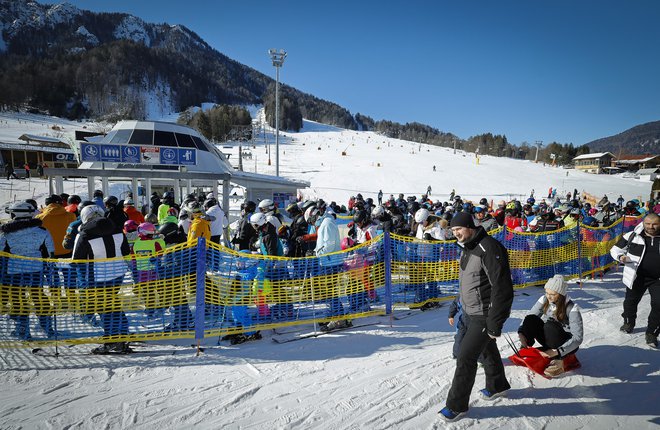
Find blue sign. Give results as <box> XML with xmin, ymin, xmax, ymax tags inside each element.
<box><xmin>160</xmin><ymin>148</ymin><xmax>179</xmax><ymax>165</ymax></box>
<box><xmin>121</xmin><ymin>145</ymin><xmax>140</xmax><ymax>163</ymax></box>
<box><xmin>178</xmin><ymin>148</ymin><xmax>196</xmax><ymax>165</ymax></box>
<box><xmin>80</xmin><ymin>143</ymin><xmax>100</xmax><ymax>162</ymax></box>
<box><xmin>80</xmin><ymin>143</ymin><xmax>196</xmax><ymax>165</ymax></box>
<box><xmin>99</xmin><ymin>145</ymin><xmax>122</xmax><ymax>162</ymax></box>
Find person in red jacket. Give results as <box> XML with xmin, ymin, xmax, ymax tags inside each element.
<box><xmin>504</xmin><ymin>208</ymin><xmax>528</xmax><ymax>231</ymax></box>
<box><xmin>493</xmin><ymin>200</ymin><xmax>507</xmax><ymax>226</ymax></box>
<box><xmin>123</xmin><ymin>199</ymin><xmax>145</xmax><ymax>224</ymax></box>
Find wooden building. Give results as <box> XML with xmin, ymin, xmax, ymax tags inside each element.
<box><xmin>572</xmin><ymin>152</ymin><xmax>615</xmax><ymax>174</ymax></box>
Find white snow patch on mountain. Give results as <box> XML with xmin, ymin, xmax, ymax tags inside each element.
<box><xmin>144</xmin><ymin>80</ymin><xmax>175</xmax><ymax>121</ymax></box>
<box><xmin>113</xmin><ymin>15</ymin><xmax>151</xmax><ymax>46</ymax></box>
<box><xmin>44</xmin><ymin>2</ymin><xmax>81</xmax><ymax>26</ymax></box>
<box><xmin>75</xmin><ymin>25</ymin><xmax>99</xmax><ymax>46</ymax></box>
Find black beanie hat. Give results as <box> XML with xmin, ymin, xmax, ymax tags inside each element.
<box><xmin>449</xmin><ymin>211</ymin><xmax>475</xmax><ymax>229</ymax></box>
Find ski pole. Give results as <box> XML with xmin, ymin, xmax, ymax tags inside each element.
<box><xmin>504</xmin><ymin>333</ymin><xmax>521</xmax><ymax>358</ymax></box>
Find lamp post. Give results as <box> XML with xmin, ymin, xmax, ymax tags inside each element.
<box><xmin>268</xmin><ymin>48</ymin><xmax>287</xmax><ymax>176</ymax></box>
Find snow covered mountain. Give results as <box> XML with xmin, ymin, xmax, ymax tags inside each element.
<box><xmin>0</xmin><ymin>0</ymin><xmax>356</xmax><ymax>130</ymax></box>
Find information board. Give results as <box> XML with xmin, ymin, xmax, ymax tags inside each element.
<box><xmin>80</xmin><ymin>143</ymin><xmax>197</xmax><ymax>166</ymax></box>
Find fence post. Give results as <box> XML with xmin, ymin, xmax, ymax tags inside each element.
<box><xmin>194</xmin><ymin>238</ymin><xmax>207</xmax><ymax>346</ymax></box>
<box><xmin>384</xmin><ymin>231</ymin><xmax>393</xmax><ymax>315</ymax></box>
<box><xmin>577</xmin><ymin>219</ymin><xmax>583</xmax><ymax>287</ymax></box>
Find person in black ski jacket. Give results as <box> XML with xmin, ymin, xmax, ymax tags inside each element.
<box><xmin>73</xmin><ymin>205</ymin><xmax>131</xmax><ymax>354</ymax></box>
<box><xmin>231</xmin><ymin>201</ymin><xmax>258</xmax><ymax>251</ymax></box>
<box><xmin>286</xmin><ymin>203</ymin><xmax>309</xmax><ymax>257</ymax></box>
<box><xmin>440</xmin><ymin>212</ymin><xmax>514</xmax><ymax>422</ymax></box>
<box><xmin>103</xmin><ymin>196</ymin><xmax>128</xmax><ymax>234</ymax></box>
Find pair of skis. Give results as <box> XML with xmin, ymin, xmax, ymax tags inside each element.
<box><xmin>271</xmin><ymin>311</ymin><xmax>418</xmax><ymax>344</ymax></box>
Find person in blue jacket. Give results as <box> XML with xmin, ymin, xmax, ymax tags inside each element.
<box><xmin>0</xmin><ymin>201</ymin><xmax>55</xmax><ymax>340</ymax></box>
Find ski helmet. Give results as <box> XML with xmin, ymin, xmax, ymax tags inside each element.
<box><xmin>123</xmin><ymin>220</ymin><xmax>139</xmax><ymax>233</ymax></box>
<box><xmin>304</xmin><ymin>206</ymin><xmax>320</xmax><ymax>224</ymax></box>
<box><xmin>286</xmin><ymin>202</ymin><xmax>301</xmax><ymax>215</ymax></box>
<box><xmin>138</xmin><ymin>222</ymin><xmax>157</xmax><ymax>237</ymax></box>
<box><xmin>45</xmin><ymin>194</ymin><xmax>62</xmax><ymax>205</ymax></box>
<box><xmin>80</xmin><ymin>205</ymin><xmax>105</xmax><ymax>224</ymax></box>
<box><xmin>249</xmin><ymin>212</ymin><xmax>267</xmax><ymax>229</ymax></box>
<box><xmin>341</xmin><ymin>237</ymin><xmax>355</xmax><ymax>250</ymax></box>
<box><xmin>204</xmin><ymin>198</ymin><xmax>218</xmax><ymax>209</ymax></box>
<box><xmin>258</xmin><ymin>199</ymin><xmax>274</xmax><ymax>212</ymax></box>
<box><xmin>103</xmin><ymin>196</ymin><xmax>119</xmax><ymax>207</ymax></box>
<box><xmin>6</xmin><ymin>201</ymin><xmax>36</xmax><ymax>219</ymax></box>
<box><xmin>414</xmin><ymin>208</ymin><xmax>430</xmax><ymax>224</ymax></box>
<box><xmin>243</xmin><ymin>200</ymin><xmax>257</xmax><ymax>213</ymax></box>
<box><xmin>67</xmin><ymin>195</ymin><xmax>82</xmax><ymax>205</ymax></box>
<box><xmin>353</xmin><ymin>210</ymin><xmax>368</xmax><ymax>225</ymax></box>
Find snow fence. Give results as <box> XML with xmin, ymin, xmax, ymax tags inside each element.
<box><xmin>0</xmin><ymin>215</ymin><xmax>641</xmax><ymax>348</ymax></box>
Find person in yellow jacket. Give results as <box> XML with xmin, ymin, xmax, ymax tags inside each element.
<box><xmin>36</xmin><ymin>194</ymin><xmax>76</xmax><ymax>258</ymax></box>
<box><xmin>186</xmin><ymin>201</ymin><xmax>212</xmax><ymax>243</ymax></box>
<box><xmin>157</xmin><ymin>191</ymin><xmax>179</xmax><ymax>225</ymax></box>
<box><xmin>36</xmin><ymin>194</ymin><xmax>77</xmax><ymax>308</ymax></box>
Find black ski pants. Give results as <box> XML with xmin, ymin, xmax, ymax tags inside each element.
<box><xmin>518</xmin><ymin>314</ymin><xmax>571</xmax><ymax>350</ymax></box>
<box><xmin>623</xmin><ymin>276</ymin><xmax>660</xmax><ymax>336</ymax></box>
<box><xmin>446</xmin><ymin>315</ymin><xmax>510</xmax><ymax>413</ymax></box>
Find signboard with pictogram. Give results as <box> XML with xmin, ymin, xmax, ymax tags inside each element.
<box><xmin>80</xmin><ymin>143</ymin><xmax>196</xmax><ymax>166</ymax></box>
<box><xmin>140</xmin><ymin>146</ymin><xmax>160</xmax><ymax>164</ymax></box>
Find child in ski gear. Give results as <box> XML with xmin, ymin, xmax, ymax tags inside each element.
<box><xmin>448</xmin><ymin>296</ymin><xmax>466</xmax><ymax>359</ymax></box>
<box><xmin>518</xmin><ymin>275</ymin><xmax>583</xmax><ymax>377</ymax></box>
<box><xmin>133</xmin><ymin>222</ymin><xmax>166</xmax><ymax>320</ymax></box>
<box><xmin>123</xmin><ymin>220</ymin><xmax>140</xmax><ymax>252</ymax></box>
<box><xmin>186</xmin><ymin>202</ymin><xmax>212</xmax><ymax>243</ymax></box>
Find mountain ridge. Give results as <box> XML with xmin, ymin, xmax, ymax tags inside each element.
<box><xmin>586</xmin><ymin>120</ymin><xmax>660</xmax><ymax>156</ymax></box>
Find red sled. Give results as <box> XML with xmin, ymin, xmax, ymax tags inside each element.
<box><xmin>509</xmin><ymin>347</ymin><xmax>582</xmax><ymax>379</ymax></box>
<box><xmin>509</xmin><ymin>347</ymin><xmax>552</xmax><ymax>378</ymax></box>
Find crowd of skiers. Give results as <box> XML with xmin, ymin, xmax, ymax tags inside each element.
<box><xmin>338</xmin><ymin>190</ymin><xmax>656</xmax><ymax>241</ymax></box>
<box><xmin>1</xmin><ymin>186</ymin><xmax>655</xmax><ymax>352</ymax></box>
<box><xmin>0</xmin><ymin>189</ymin><xmax>228</xmax><ymax>353</ymax></box>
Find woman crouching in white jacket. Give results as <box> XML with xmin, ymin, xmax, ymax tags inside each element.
<box><xmin>518</xmin><ymin>274</ymin><xmax>584</xmax><ymax>377</ymax></box>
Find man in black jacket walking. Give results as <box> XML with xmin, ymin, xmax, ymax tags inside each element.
<box><xmin>440</xmin><ymin>212</ymin><xmax>514</xmax><ymax>422</ymax></box>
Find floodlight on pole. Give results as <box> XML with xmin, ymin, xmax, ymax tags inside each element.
<box><xmin>268</xmin><ymin>48</ymin><xmax>287</xmax><ymax>177</ymax></box>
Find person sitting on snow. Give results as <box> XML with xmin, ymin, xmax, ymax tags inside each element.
<box><xmin>518</xmin><ymin>275</ymin><xmax>583</xmax><ymax>377</ymax></box>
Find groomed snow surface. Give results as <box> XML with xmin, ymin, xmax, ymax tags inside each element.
<box><xmin>1</xmin><ymin>275</ymin><xmax>657</xmax><ymax>429</ymax></box>
<box><xmin>0</xmin><ymin>111</ymin><xmax>657</xmax><ymax>428</ymax></box>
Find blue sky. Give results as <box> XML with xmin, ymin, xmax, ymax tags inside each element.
<box><xmin>61</xmin><ymin>1</ymin><xmax>660</xmax><ymax>146</ymax></box>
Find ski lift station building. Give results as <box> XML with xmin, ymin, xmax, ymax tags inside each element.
<box><xmin>44</xmin><ymin>120</ymin><xmax>309</xmax><ymax>216</ymax></box>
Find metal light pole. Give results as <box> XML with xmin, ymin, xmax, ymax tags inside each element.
<box><xmin>268</xmin><ymin>48</ymin><xmax>287</xmax><ymax>176</ymax></box>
